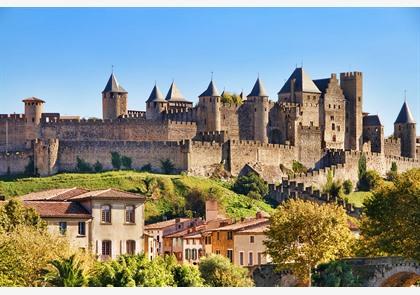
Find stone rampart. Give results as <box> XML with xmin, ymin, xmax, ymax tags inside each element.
<box><xmin>384</xmin><ymin>138</ymin><xmax>401</xmax><ymax>157</ymax></box>
<box><xmin>0</xmin><ymin>149</ymin><xmax>32</xmax><ymax>175</ymax></box>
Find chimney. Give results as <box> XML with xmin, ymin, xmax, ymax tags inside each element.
<box><xmin>205</xmin><ymin>200</ymin><xmax>218</xmax><ymax>222</ymax></box>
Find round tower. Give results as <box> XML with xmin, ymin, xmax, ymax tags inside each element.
<box><xmin>248</xmin><ymin>77</ymin><xmax>269</xmax><ymax>143</ymax></box>
<box><xmin>394</xmin><ymin>101</ymin><xmax>416</xmax><ymax>158</ymax></box>
<box><xmin>22</xmin><ymin>97</ymin><xmax>45</xmax><ymax>140</ymax></box>
<box><xmin>198</xmin><ymin>80</ymin><xmax>221</xmax><ymax>132</ymax></box>
<box><xmin>102</xmin><ymin>73</ymin><xmax>128</xmax><ymax>120</ymax></box>
<box><xmin>146</xmin><ymin>83</ymin><xmax>168</xmax><ymax>121</ymax></box>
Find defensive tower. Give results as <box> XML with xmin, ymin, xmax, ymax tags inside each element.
<box><xmin>394</xmin><ymin>101</ymin><xmax>416</xmax><ymax>158</ymax></box>
<box><xmin>23</xmin><ymin>97</ymin><xmax>45</xmax><ymax>141</ymax></box>
<box><xmin>198</xmin><ymin>80</ymin><xmax>221</xmax><ymax>132</ymax></box>
<box><xmin>102</xmin><ymin>73</ymin><xmax>128</xmax><ymax>120</ymax></box>
<box><xmin>248</xmin><ymin>77</ymin><xmax>269</xmax><ymax>143</ymax></box>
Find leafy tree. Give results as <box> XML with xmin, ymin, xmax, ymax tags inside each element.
<box><xmin>160</xmin><ymin>159</ymin><xmax>175</xmax><ymax>174</ymax></box>
<box><xmin>233</xmin><ymin>172</ymin><xmax>268</xmax><ymax>200</ymax></box>
<box><xmin>360</xmin><ymin>168</ymin><xmax>420</xmax><ymax>261</ymax></box>
<box><xmin>0</xmin><ymin>225</ymin><xmax>71</xmax><ymax>286</ymax></box>
<box><xmin>76</xmin><ymin>157</ymin><xmax>93</xmax><ymax>172</ymax></box>
<box><xmin>386</xmin><ymin>161</ymin><xmax>398</xmax><ymax>182</ymax></box>
<box><xmin>172</xmin><ymin>264</ymin><xmax>204</xmax><ymax>287</ymax></box>
<box><xmin>0</xmin><ymin>199</ymin><xmax>46</xmax><ymax>233</ymax></box>
<box><xmin>221</xmin><ymin>92</ymin><xmax>243</xmax><ymax>105</ymax></box>
<box><xmin>121</xmin><ymin>156</ymin><xmax>132</xmax><ymax>170</ymax></box>
<box><xmin>185</xmin><ymin>188</ymin><xmax>206</xmax><ymax>218</ymax></box>
<box><xmin>43</xmin><ymin>254</ymin><xmax>88</xmax><ymax>287</ymax></box>
<box><xmin>342</xmin><ymin>180</ymin><xmax>353</xmax><ymax>195</ymax></box>
<box><xmin>357</xmin><ymin>154</ymin><xmax>367</xmax><ymax>190</ymax></box>
<box><xmin>312</xmin><ymin>261</ymin><xmax>360</xmax><ymax>287</ymax></box>
<box><xmin>359</xmin><ymin>170</ymin><xmax>383</xmax><ymax>191</ymax></box>
<box><xmin>140</xmin><ymin>163</ymin><xmax>152</xmax><ymax>172</ymax></box>
<box><xmin>292</xmin><ymin>160</ymin><xmax>308</xmax><ymax>174</ymax></box>
<box><xmin>93</xmin><ymin>161</ymin><xmax>103</xmax><ymax>173</ymax></box>
<box><xmin>199</xmin><ymin>254</ymin><xmax>254</xmax><ymax>287</ymax></box>
<box><xmin>110</xmin><ymin>152</ymin><xmax>122</xmax><ymax>170</ymax></box>
<box><xmin>264</xmin><ymin>199</ymin><xmax>355</xmax><ymax>285</ymax></box>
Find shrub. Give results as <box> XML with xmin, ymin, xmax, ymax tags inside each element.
<box><xmin>140</xmin><ymin>163</ymin><xmax>152</xmax><ymax>172</ymax></box>
<box><xmin>110</xmin><ymin>152</ymin><xmax>121</xmax><ymax>170</ymax></box>
<box><xmin>121</xmin><ymin>156</ymin><xmax>132</xmax><ymax>170</ymax></box>
<box><xmin>312</xmin><ymin>261</ymin><xmax>360</xmax><ymax>287</ymax></box>
<box><xmin>76</xmin><ymin>157</ymin><xmax>92</xmax><ymax>173</ymax></box>
<box><xmin>160</xmin><ymin>159</ymin><xmax>175</xmax><ymax>174</ymax></box>
<box><xmin>292</xmin><ymin>160</ymin><xmax>308</xmax><ymax>174</ymax></box>
<box><xmin>386</xmin><ymin>162</ymin><xmax>398</xmax><ymax>181</ymax></box>
<box><xmin>359</xmin><ymin>170</ymin><xmax>383</xmax><ymax>191</ymax></box>
<box><xmin>233</xmin><ymin>172</ymin><xmax>268</xmax><ymax>200</ymax></box>
<box><xmin>93</xmin><ymin>161</ymin><xmax>103</xmax><ymax>173</ymax></box>
<box><xmin>342</xmin><ymin>180</ymin><xmax>353</xmax><ymax>195</ymax></box>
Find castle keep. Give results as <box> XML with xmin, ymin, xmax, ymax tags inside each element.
<box><xmin>1</xmin><ymin>68</ymin><xmax>419</xmax><ymax>188</ymax></box>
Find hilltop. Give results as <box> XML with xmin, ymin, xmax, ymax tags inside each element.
<box><xmin>0</xmin><ymin>171</ymin><xmax>274</xmax><ymax>223</ymax></box>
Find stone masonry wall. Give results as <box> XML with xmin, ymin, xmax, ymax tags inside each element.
<box><xmin>0</xmin><ymin>150</ymin><xmax>32</xmax><ymax>175</ymax></box>
<box><xmin>384</xmin><ymin>138</ymin><xmax>401</xmax><ymax>157</ymax></box>
<box><xmin>0</xmin><ymin>116</ymin><xmax>27</xmax><ymax>152</ymax></box>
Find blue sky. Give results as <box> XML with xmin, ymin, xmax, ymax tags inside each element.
<box><xmin>0</xmin><ymin>8</ymin><xmax>419</xmax><ymax>135</ymax></box>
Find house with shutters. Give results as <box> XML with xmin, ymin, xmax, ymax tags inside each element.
<box><xmin>19</xmin><ymin>187</ymin><xmax>146</xmax><ymax>260</ymax></box>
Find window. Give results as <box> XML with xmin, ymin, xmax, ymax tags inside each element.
<box><xmin>227</xmin><ymin>249</ymin><xmax>233</xmax><ymax>263</ymax></box>
<box><xmin>227</xmin><ymin>231</ymin><xmax>233</xmax><ymax>240</ymax></box>
<box><xmin>125</xmin><ymin>205</ymin><xmax>135</xmax><ymax>223</ymax></box>
<box><xmin>248</xmin><ymin>252</ymin><xmax>253</xmax><ymax>266</ymax></box>
<box><xmin>215</xmin><ymin>250</ymin><xmax>221</xmax><ymax>255</ymax></box>
<box><xmin>217</xmin><ymin>232</ymin><xmax>220</xmax><ymax>241</ymax></box>
<box><xmin>102</xmin><ymin>240</ymin><xmax>112</xmax><ymax>257</ymax></box>
<box><xmin>78</xmin><ymin>221</ymin><xmax>86</xmax><ymax>236</ymax></box>
<box><xmin>126</xmin><ymin>240</ymin><xmax>136</xmax><ymax>255</ymax></box>
<box><xmin>58</xmin><ymin>222</ymin><xmax>67</xmax><ymax>235</ymax></box>
<box><xmin>101</xmin><ymin>205</ymin><xmax>111</xmax><ymax>223</ymax></box>
<box><xmin>358</xmin><ymin>96</ymin><xmax>361</xmax><ymax>102</ymax></box>
<box><xmin>250</xmin><ymin>236</ymin><xmax>255</xmax><ymax>243</ymax></box>
<box><xmin>333</xmin><ymin>135</ymin><xmax>337</xmax><ymax>142</ymax></box>
<box><xmin>205</xmin><ymin>236</ymin><xmax>212</xmax><ymax>245</ymax></box>
<box><xmin>330</xmin><ymin>115</ymin><xmax>334</xmax><ymax>121</ymax></box>
<box><xmin>192</xmin><ymin>249</ymin><xmax>198</xmax><ymax>260</ymax></box>
<box><xmin>185</xmin><ymin>249</ymin><xmax>191</xmax><ymax>260</ymax></box>
<box><xmin>239</xmin><ymin>252</ymin><xmax>244</xmax><ymax>266</ymax></box>
<box><xmin>332</xmin><ymin>123</ymin><xmax>335</xmax><ymax>130</ymax></box>
<box><xmin>337</xmin><ymin>125</ymin><xmax>341</xmax><ymax>132</ymax></box>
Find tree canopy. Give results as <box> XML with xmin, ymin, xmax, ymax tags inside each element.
<box><xmin>0</xmin><ymin>199</ymin><xmax>46</xmax><ymax>233</ymax></box>
<box><xmin>359</xmin><ymin>168</ymin><xmax>420</xmax><ymax>261</ymax></box>
<box><xmin>264</xmin><ymin>199</ymin><xmax>355</xmax><ymax>284</ymax></box>
<box><xmin>233</xmin><ymin>171</ymin><xmax>269</xmax><ymax>200</ymax></box>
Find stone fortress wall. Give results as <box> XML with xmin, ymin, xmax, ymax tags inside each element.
<box><xmin>0</xmin><ymin>68</ymin><xmax>419</xmax><ymax>202</ymax></box>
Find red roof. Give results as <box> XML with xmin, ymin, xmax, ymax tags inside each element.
<box><xmin>24</xmin><ymin>201</ymin><xmax>91</xmax><ymax>219</ymax></box>
<box><xmin>145</xmin><ymin>218</ymin><xmax>192</xmax><ymax>230</ymax></box>
<box><xmin>22</xmin><ymin>97</ymin><xmax>45</xmax><ymax>103</ymax></box>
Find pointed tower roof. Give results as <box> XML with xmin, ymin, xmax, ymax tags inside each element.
<box><xmin>102</xmin><ymin>73</ymin><xmax>127</xmax><ymax>93</ymax></box>
<box><xmin>395</xmin><ymin>101</ymin><xmax>416</xmax><ymax>124</ymax></box>
<box><xmin>248</xmin><ymin>77</ymin><xmax>268</xmax><ymax>97</ymax></box>
<box><xmin>146</xmin><ymin>84</ymin><xmax>166</xmax><ymax>103</ymax></box>
<box><xmin>199</xmin><ymin>80</ymin><xmax>220</xmax><ymax>97</ymax></box>
<box><xmin>278</xmin><ymin>67</ymin><xmax>321</xmax><ymax>94</ymax></box>
<box><xmin>165</xmin><ymin>82</ymin><xmax>186</xmax><ymax>101</ymax></box>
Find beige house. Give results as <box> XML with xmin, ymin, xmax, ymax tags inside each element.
<box><xmin>21</xmin><ymin>187</ymin><xmax>146</xmax><ymax>260</ymax></box>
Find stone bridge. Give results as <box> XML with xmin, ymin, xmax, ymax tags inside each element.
<box><xmin>250</xmin><ymin>256</ymin><xmax>420</xmax><ymax>287</ymax></box>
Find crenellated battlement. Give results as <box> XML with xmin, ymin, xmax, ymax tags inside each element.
<box><xmin>340</xmin><ymin>71</ymin><xmax>362</xmax><ymax>79</ymax></box>
<box><xmin>230</xmin><ymin>139</ymin><xmax>293</xmax><ymax>149</ymax></box>
<box><xmin>0</xmin><ymin>114</ymin><xmax>25</xmax><ymax>121</ymax></box>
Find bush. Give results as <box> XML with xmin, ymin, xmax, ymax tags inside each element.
<box><xmin>292</xmin><ymin>160</ymin><xmax>308</xmax><ymax>174</ymax></box>
<box><xmin>233</xmin><ymin>172</ymin><xmax>268</xmax><ymax>200</ymax></box>
<box><xmin>199</xmin><ymin>254</ymin><xmax>253</xmax><ymax>287</ymax></box>
<box><xmin>358</xmin><ymin>170</ymin><xmax>383</xmax><ymax>191</ymax></box>
<box><xmin>185</xmin><ymin>188</ymin><xmax>206</xmax><ymax>218</ymax></box>
<box><xmin>93</xmin><ymin>161</ymin><xmax>103</xmax><ymax>173</ymax></box>
<box><xmin>312</xmin><ymin>261</ymin><xmax>360</xmax><ymax>287</ymax></box>
<box><xmin>160</xmin><ymin>159</ymin><xmax>175</xmax><ymax>174</ymax></box>
<box><xmin>110</xmin><ymin>152</ymin><xmax>121</xmax><ymax>170</ymax></box>
<box><xmin>386</xmin><ymin>162</ymin><xmax>398</xmax><ymax>181</ymax></box>
<box><xmin>121</xmin><ymin>156</ymin><xmax>132</xmax><ymax>170</ymax></box>
<box><xmin>342</xmin><ymin>180</ymin><xmax>353</xmax><ymax>195</ymax></box>
<box><xmin>76</xmin><ymin>157</ymin><xmax>92</xmax><ymax>173</ymax></box>
<box><xmin>140</xmin><ymin>163</ymin><xmax>152</xmax><ymax>172</ymax></box>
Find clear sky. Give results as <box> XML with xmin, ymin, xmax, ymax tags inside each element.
<box><xmin>0</xmin><ymin>8</ymin><xmax>419</xmax><ymax>135</ymax></box>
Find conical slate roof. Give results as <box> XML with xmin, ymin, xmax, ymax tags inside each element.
<box><xmin>248</xmin><ymin>77</ymin><xmax>268</xmax><ymax>97</ymax></box>
<box><xmin>278</xmin><ymin>67</ymin><xmax>321</xmax><ymax>94</ymax></box>
<box><xmin>395</xmin><ymin>101</ymin><xmax>416</xmax><ymax>124</ymax></box>
<box><xmin>102</xmin><ymin>73</ymin><xmax>127</xmax><ymax>93</ymax></box>
<box><xmin>199</xmin><ymin>80</ymin><xmax>220</xmax><ymax>97</ymax></box>
<box><xmin>165</xmin><ymin>82</ymin><xmax>186</xmax><ymax>101</ymax></box>
<box><xmin>146</xmin><ymin>84</ymin><xmax>166</xmax><ymax>103</ymax></box>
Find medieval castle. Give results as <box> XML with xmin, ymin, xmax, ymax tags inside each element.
<box><xmin>1</xmin><ymin>67</ymin><xmax>419</xmax><ymax>190</ymax></box>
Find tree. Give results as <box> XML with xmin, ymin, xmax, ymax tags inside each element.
<box><xmin>221</xmin><ymin>92</ymin><xmax>243</xmax><ymax>105</ymax></box>
<box><xmin>233</xmin><ymin>171</ymin><xmax>268</xmax><ymax>200</ymax></box>
<box><xmin>93</xmin><ymin>161</ymin><xmax>103</xmax><ymax>173</ymax></box>
<box><xmin>110</xmin><ymin>152</ymin><xmax>122</xmax><ymax>170</ymax></box>
<box><xmin>0</xmin><ymin>226</ymin><xmax>71</xmax><ymax>286</ymax></box>
<box><xmin>76</xmin><ymin>157</ymin><xmax>93</xmax><ymax>172</ymax></box>
<box><xmin>292</xmin><ymin>160</ymin><xmax>308</xmax><ymax>174</ymax></box>
<box><xmin>160</xmin><ymin>159</ymin><xmax>175</xmax><ymax>174</ymax></box>
<box><xmin>172</xmin><ymin>264</ymin><xmax>204</xmax><ymax>287</ymax></box>
<box><xmin>264</xmin><ymin>199</ymin><xmax>355</xmax><ymax>285</ymax></box>
<box><xmin>0</xmin><ymin>199</ymin><xmax>46</xmax><ymax>233</ymax></box>
<box><xmin>43</xmin><ymin>254</ymin><xmax>88</xmax><ymax>287</ymax></box>
<box><xmin>312</xmin><ymin>261</ymin><xmax>360</xmax><ymax>287</ymax></box>
<box><xmin>140</xmin><ymin>163</ymin><xmax>152</xmax><ymax>172</ymax></box>
<box><xmin>342</xmin><ymin>180</ymin><xmax>353</xmax><ymax>195</ymax></box>
<box><xmin>386</xmin><ymin>162</ymin><xmax>398</xmax><ymax>182</ymax></box>
<box><xmin>360</xmin><ymin>168</ymin><xmax>420</xmax><ymax>261</ymax></box>
<box><xmin>185</xmin><ymin>188</ymin><xmax>206</xmax><ymax>218</ymax></box>
<box><xmin>121</xmin><ymin>156</ymin><xmax>132</xmax><ymax>170</ymax></box>
<box><xmin>359</xmin><ymin>170</ymin><xmax>383</xmax><ymax>191</ymax></box>
<box><xmin>199</xmin><ymin>254</ymin><xmax>254</xmax><ymax>287</ymax></box>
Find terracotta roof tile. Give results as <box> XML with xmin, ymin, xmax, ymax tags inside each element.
<box><xmin>24</xmin><ymin>201</ymin><xmax>91</xmax><ymax>219</ymax></box>
<box><xmin>144</xmin><ymin>218</ymin><xmax>191</xmax><ymax>230</ymax></box>
<box><xmin>69</xmin><ymin>188</ymin><xmax>146</xmax><ymax>201</ymax></box>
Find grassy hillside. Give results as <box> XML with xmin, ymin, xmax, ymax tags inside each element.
<box><xmin>0</xmin><ymin>171</ymin><xmax>274</xmax><ymax>223</ymax></box>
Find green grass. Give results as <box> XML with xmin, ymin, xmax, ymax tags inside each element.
<box><xmin>344</xmin><ymin>191</ymin><xmax>373</xmax><ymax>208</ymax></box>
<box><xmin>0</xmin><ymin>171</ymin><xmax>273</xmax><ymax>222</ymax></box>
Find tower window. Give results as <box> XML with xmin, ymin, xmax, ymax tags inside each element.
<box><xmin>330</xmin><ymin>116</ymin><xmax>334</xmax><ymax>121</ymax></box>
<box><xmin>358</xmin><ymin>97</ymin><xmax>361</xmax><ymax>102</ymax></box>
<box><xmin>333</xmin><ymin>135</ymin><xmax>337</xmax><ymax>142</ymax></box>
<box><xmin>337</xmin><ymin>125</ymin><xmax>340</xmax><ymax>132</ymax></box>
<box><xmin>332</xmin><ymin>123</ymin><xmax>335</xmax><ymax>130</ymax></box>
<box><xmin>329</xmin><ymin>104</ymin><xmax>331</xmax><ymax>109</ymax></box>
